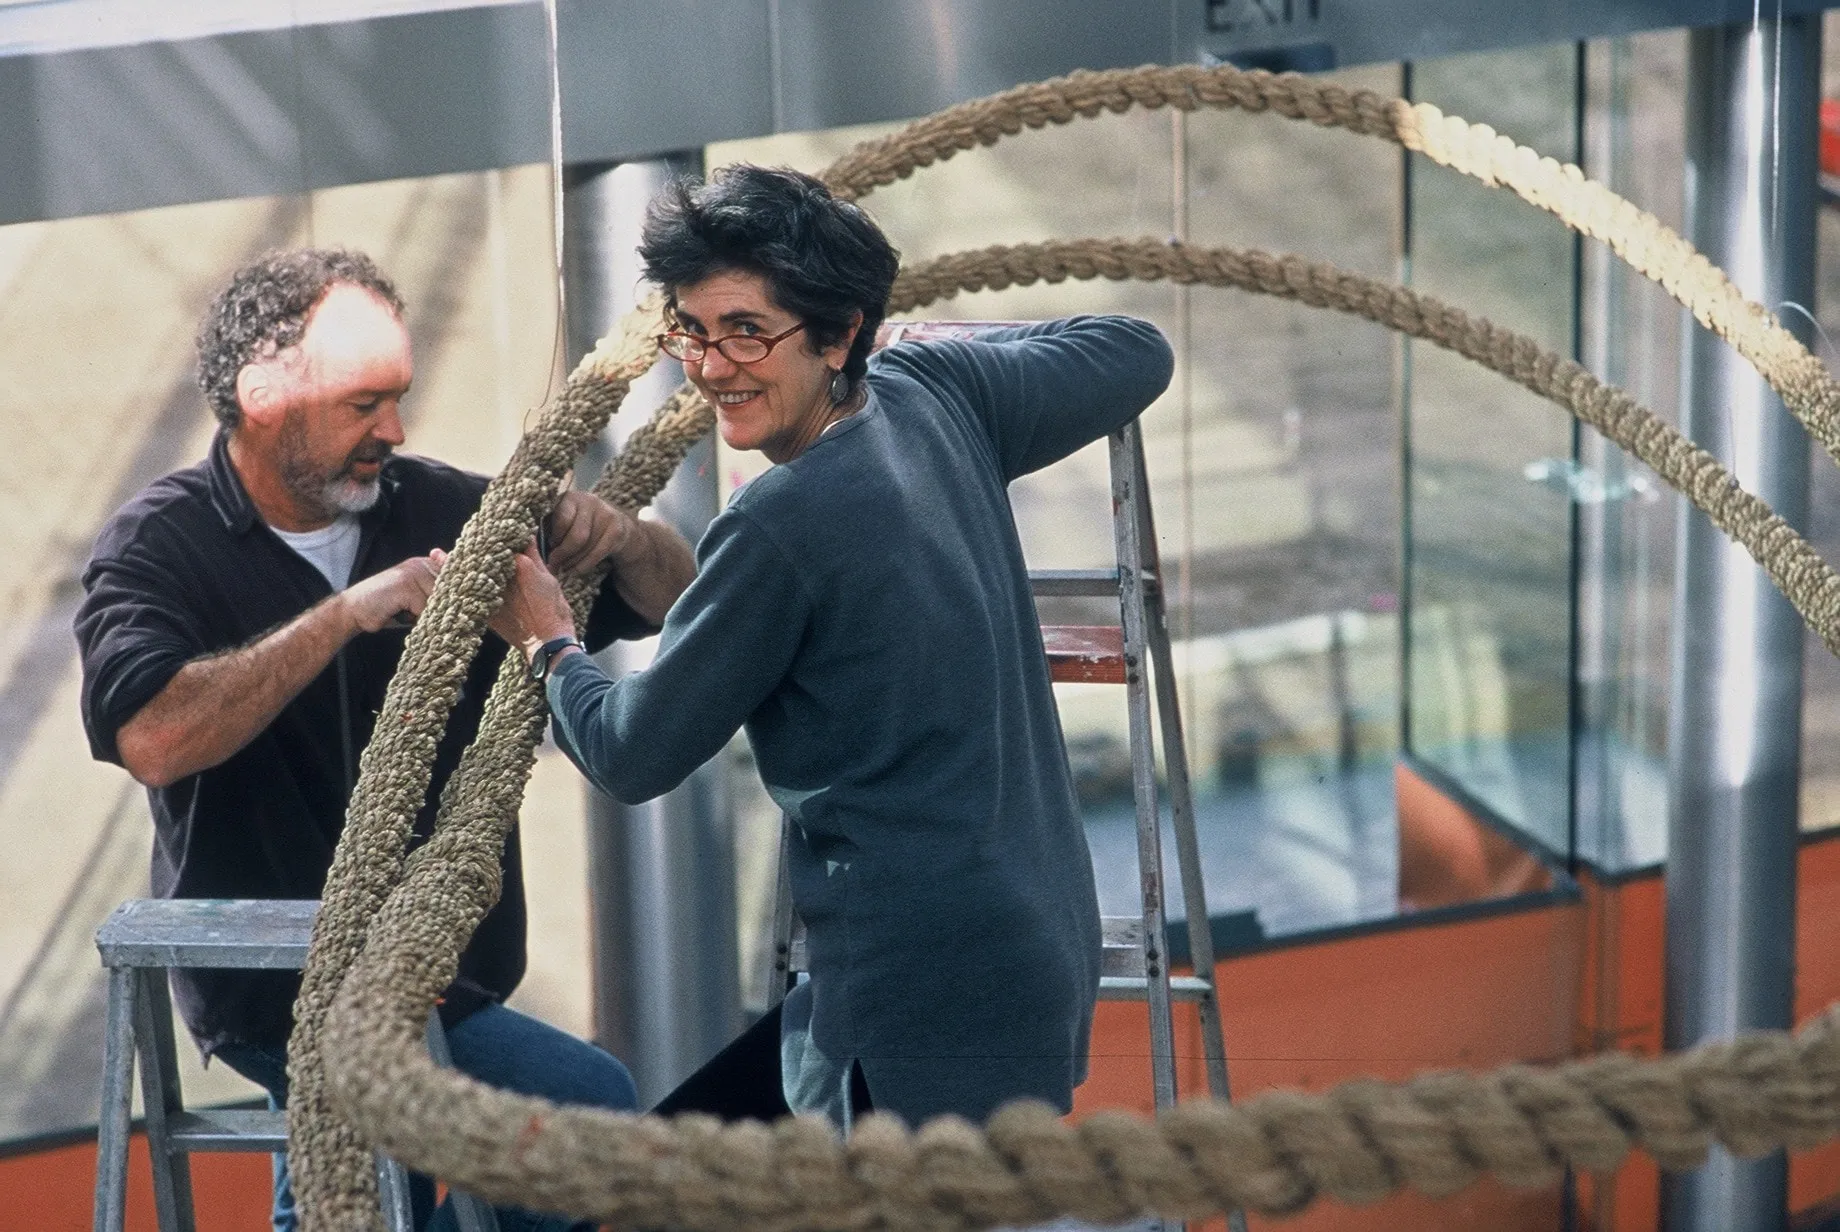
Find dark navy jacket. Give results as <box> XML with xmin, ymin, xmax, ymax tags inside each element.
<box><xmin>75</xmin><ymin>432</ymin><xmax>648</xmax><ymax>1055</ymax></box>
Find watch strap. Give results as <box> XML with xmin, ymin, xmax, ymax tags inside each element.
<box><xmin>529</xmin><ymin>635</ymin><xmax>584</xmax><ymax>682</ymax></box>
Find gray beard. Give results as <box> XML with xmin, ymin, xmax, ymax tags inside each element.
<box><xmin>276</xmin><ymin>415</ymin><xmax>384</xmax><ymax>520</ymax></box>
<box><xmin>321</xmin><ymin>473</ymin><xmax>382</xmax><ymax>515</ymax></box>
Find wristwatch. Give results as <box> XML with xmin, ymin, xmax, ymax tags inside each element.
<box><xmin>528</xmin><ymin>635</ymin><xmax>585</xmax><ymax>682</ymax></box>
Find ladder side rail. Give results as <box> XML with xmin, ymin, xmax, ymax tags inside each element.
<box><xmin>1129</xmin><ymin>422</ymin><xmax>1236</xmax><ymax>1103</ymax></box>
<box><xmin>1128</xmin><ymin>422</ymin><xmax>1251</xmax><ymax>1232</ymax></box>
<box><xmin>95</xmin><ymin>965</ymin><xmax>137</xmax><ymax>1232</ymax></box>
<box><xmin>423</xmin><ymin>1014</ymin><xmax>501</xmax><ymax>1232</ymax></box>
<box><xmin>375</xmin><ymin>1157</ymin><xmax>416</xmax><ymax>1232</ymax></box>
<box><xmin>1109</xmin><ymin>425</ymin><xmax>1179</xmax><ymax>1112</ymax></box>
<box><xmin>131</xmin><ymin>969</ymin><xmax>197</xmax><ymax>1232</ymax></box>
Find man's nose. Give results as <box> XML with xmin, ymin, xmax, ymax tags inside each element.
<box><xmin>374</xmin><ymin>401</ymin><xmax>407</xmax><ymax>446</ymax></box>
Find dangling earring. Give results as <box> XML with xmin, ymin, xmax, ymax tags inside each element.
<box><xmin>828</xmin><ymin>368</ymin><xmax>850</xmax><ymax>405</ymax></box>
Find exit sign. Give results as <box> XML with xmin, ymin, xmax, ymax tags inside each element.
<box><xmin>1204</xmin><ymin>0</ymin><xmax>1324</xmax><ymax>34</ymax></box>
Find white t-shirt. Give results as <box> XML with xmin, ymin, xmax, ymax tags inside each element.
<box><xmin>272</xmin><ymin>515</ymin><xmax>362</xmax><ymax>592</ymax></box>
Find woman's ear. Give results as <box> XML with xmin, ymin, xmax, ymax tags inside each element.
<box><xmin>826</xmin><ymin>311</ymin><xmax>865</xmax><ymax>368</ymax></box>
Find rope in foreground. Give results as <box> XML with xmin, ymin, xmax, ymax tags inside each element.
<box><xmin>288</xmin><ymin>61</ymin><xmax>1840</xmax><ymax>1230</ymax></box>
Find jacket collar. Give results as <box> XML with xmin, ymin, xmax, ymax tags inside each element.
<box><xmin>205</xmin><ymin>428</ymin><xmax>398</xmax><ymax>535</ymax></box>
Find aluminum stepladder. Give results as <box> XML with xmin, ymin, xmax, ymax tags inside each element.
<box><xmin>94</xmin><ymin>897</ymin><xmax>499</xmax><ymax>1232</ymax></box>
<box><xmin>772</xmin><ymin>418</ymin><xmax>1244</xmax><ymax>1231</ymax></box>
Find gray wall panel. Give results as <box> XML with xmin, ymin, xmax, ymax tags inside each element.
<box><xmin>558</xmin><ymin>0</ymin><xmax>773</xmax><ymax>165</ymax></box>
<box><xmin>0</xmin><ymin>54</ymin><xmax>37</xmax><ymax>222</ymax></box>
<box><xmin>293</xmin><ymin>7</ymin><xmax>550</xmax><ymax>187</ymax></box>
<box><xmin>1186</xmin><ymin>0</ymin><xmax>1832</xmax><ymax>67</ymax></box>
<box><xmin>0</xmin><ymin>5</ymin><xmax>552</xmax><ymax>225</ymax></box>
<box><xmin>2</xmin><ymin>33</ymin><xmax>302</xmax><ymax>223</ymax></box>
<box><xmin>775</xmin><ymin>0</ymin><xmax>1175</xmax><ymax>134</ymax></box>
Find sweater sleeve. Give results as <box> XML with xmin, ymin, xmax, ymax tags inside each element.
<box><xmin>884</xmin><ymin>315</ymin><xmax>1174</xmax><ymax>482</ymax></box>
<box><xmin>546</xmin><ymin>506</ymin><xmax>810</xmax><ymax>804</ymax></box>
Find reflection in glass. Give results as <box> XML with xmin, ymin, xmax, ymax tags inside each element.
<box><xmin>1403</xmin><ymin>43</ymin><xmax>1580</xmax><ymax>862</ymax></box>
<box><xmin>1573</xmin><ymin>34</ymin><xmax>1685</xmax><ymax>873</ymax></box>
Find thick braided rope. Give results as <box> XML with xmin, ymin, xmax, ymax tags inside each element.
<box><xmin>322</xmin><ymin>941</ymin><xmax>1840</xmax><ymax>1229</ymax></box>
<box><xmin>284</xmin><ymin>298</ymin><xmax>694</xmax><ymax>1224</ymax></box>
<box><xmin>304</xmin><ymin>243</ymin><xmax>1840</xmax><ymax>1230</ymax></box>
<box><xmin>292</xmin><ymin>65</ymin><xmax>1840</xmax><ymax>1230</ymax></box>
<box><xmin>825</xmin><ymin>62</ymin><xmax>1840</xmax><ymax>470</ymax></box>
<box><xmin>890</xmin><ymin>238</ymin><xmax>1840</xmax><ymax>659</ymax></box>
<box><xmin>296</xmin><ymin>387</ymin><xmax>721</xmax><ymax>1225</ymax></box>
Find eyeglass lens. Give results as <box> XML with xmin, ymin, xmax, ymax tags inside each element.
<box><xmin>662</xmin><ymin>334</ymin><xmax>771</xmax><ymax>362</ymax></box>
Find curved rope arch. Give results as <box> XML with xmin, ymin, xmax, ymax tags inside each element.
<box><xmin>284</xmin><ymin>62</ymin><xmax>1840</xmax><ymax>1230</ymax></box>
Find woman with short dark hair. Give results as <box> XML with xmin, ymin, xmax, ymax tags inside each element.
<box><xmin>492</xmin><ymin>164</ymin><xmax>1174</xmax><ymax>1127</ymax></box>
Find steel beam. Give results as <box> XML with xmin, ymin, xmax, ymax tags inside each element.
<box><xmin>1662</xmin><ymin>16</ymin><xmax>1820</xmax><ymax>1232</ymax></box>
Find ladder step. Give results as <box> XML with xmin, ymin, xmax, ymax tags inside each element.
<box><xmin>1098</xmin><ymin>975</ymin><xmax>1215</xmax><ymax>1002</ymax></box>
<box><xmin>1029</xmin><ymin>568</ymin><xmax>1121</xmax><ymax>596</ymax></box>
<box><xmin>1027</xmin><ymin>568</ymin><xmax>1159</xmax><ymax>597</ymax></box>
<box><xmin>167</xmin><ymin>1107</ymin><xmax>287</xmax><ymax>1152</ymax></box>
<box><xmin>790</xmin><ymin>920</ymin><xmax>1174</xmax><ymax>980</ymax></box>
<box><xmin>1043</xmin><ymin>625</ymin><xmax>1125</xmax><ymax>684</ymax></box>
<box><xmin>96</xmin><ymin>898</ymin><xmax>318</xmax><ymax>970</ymax></box>
<box><xmin>791</xmin><ymin>941</ymin><xmax>1215</xmax><ymax>1001</ymax></box>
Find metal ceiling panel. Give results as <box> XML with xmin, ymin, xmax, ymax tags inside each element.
<box><xmin>557</xmin><ymin>0</ymin><xmax>774</xmax><ymax>166</ymax></box>
<box><xmin>773</xmin><ymin>0</ymin><xmax>1176</xmax><ymax>134</ymax></box>
<box><xmin>3</xmin><ymin>0</ymin><xmax>1838</xmax><ymax>226</ymax></box>
<box><xmin>0</xmin><ymin>4</ymin><xmax>550</xmax><ymax>225</ymax></box>
<box><xmin>1184</xmin><ymin>0</ymin><xmax>1832</xmax><ymax>68</ymax></box>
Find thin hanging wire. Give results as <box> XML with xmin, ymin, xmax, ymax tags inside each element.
<box><xmin>1777</xmin><ymin>300</ymin><xmax>1840</xmax><ymax>367</ymax></box>
<box><xmin>531</xmin><ymin>0</ymin><xmax>570</xmax><ymax>427</ymax></box>
<box><xmin>287</xmin><ymin>0</ymin><xmax>316</xmax><ymax>246</ymax></box>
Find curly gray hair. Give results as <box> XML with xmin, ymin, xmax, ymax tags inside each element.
<box><xmin>195</xmin><ymin>248</ymin><xmax>404</xmax><ymax>428</ymax></box>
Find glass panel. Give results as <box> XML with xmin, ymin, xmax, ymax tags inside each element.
<box><xmin>1803</xmin><ymin>21</ymin><xmax>1840</xmax><ymax>835</ymax></box>
<box><xmin>1175</xmin><ymin>63</ymin><xmax>1405</xmax><ymax>940</ymax></box>
<box><xmin>1573</xmin><ymin>32</ymin><xmax>1686</xmax><ymax>873</ymax></box>
<box><xmin>1403</xmin><ymin>43</ymin><xmax>1580</xmax><ymax>862</ymax></box>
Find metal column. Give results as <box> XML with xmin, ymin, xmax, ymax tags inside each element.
<box><xmin>562</xmin><ymin>154</ymin><xmax>742</xmax><ymax>1105</ymax></box>
<box><xmin>1663</xmin><ymin>18</ymin><xmax>1819</xmax><ymax>1232</ymax></box>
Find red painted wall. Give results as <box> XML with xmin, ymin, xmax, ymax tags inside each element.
<box><xmin>0</xmin><ymin>1136</ymin><xmax>268</xmax><ymax>1231</ymax></box>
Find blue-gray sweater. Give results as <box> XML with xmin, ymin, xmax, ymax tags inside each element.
<box><xmin>548</xmin><ymin>315</ymin><xmax>1175</xmax><ymax>1125</ymax></box>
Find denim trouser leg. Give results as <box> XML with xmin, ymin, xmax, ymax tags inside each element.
<box><xmin>424</xmin><ymin>1003</ymin><xmax>638</xmax><ymax>1232</ymax></box>
<box><xmin>214</xmin><ymin>1003</ymin><xmax>637</xmax><ymax>1232</ymax></box>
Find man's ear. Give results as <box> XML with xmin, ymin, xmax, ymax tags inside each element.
<box><xmin>235</xmin><ymin>363</ymin><xmax>281</xmax><ymax>426</ymax></box>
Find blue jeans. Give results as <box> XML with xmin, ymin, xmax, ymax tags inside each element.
<box><xmin>215</xmin><ymin>1003</ymin><xmax>638</xmax><ymax>1232</ymax></box>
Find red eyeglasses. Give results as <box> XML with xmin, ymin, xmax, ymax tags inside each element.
<box><xmin>656</xmin><ymin>322</ymin><xmax>805</xmax><ymax>364</ymax></box>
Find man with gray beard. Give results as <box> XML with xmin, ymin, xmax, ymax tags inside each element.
<box><xmin>74</xmin><ymin>248</ymin><xmax>695</xmax><ymax>1232</ymax></box>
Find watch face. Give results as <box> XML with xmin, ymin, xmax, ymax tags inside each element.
<box><xmin>531</xmin><ymin>638</ymin><xmax>577</xmax><ymax>682</ymax></box>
